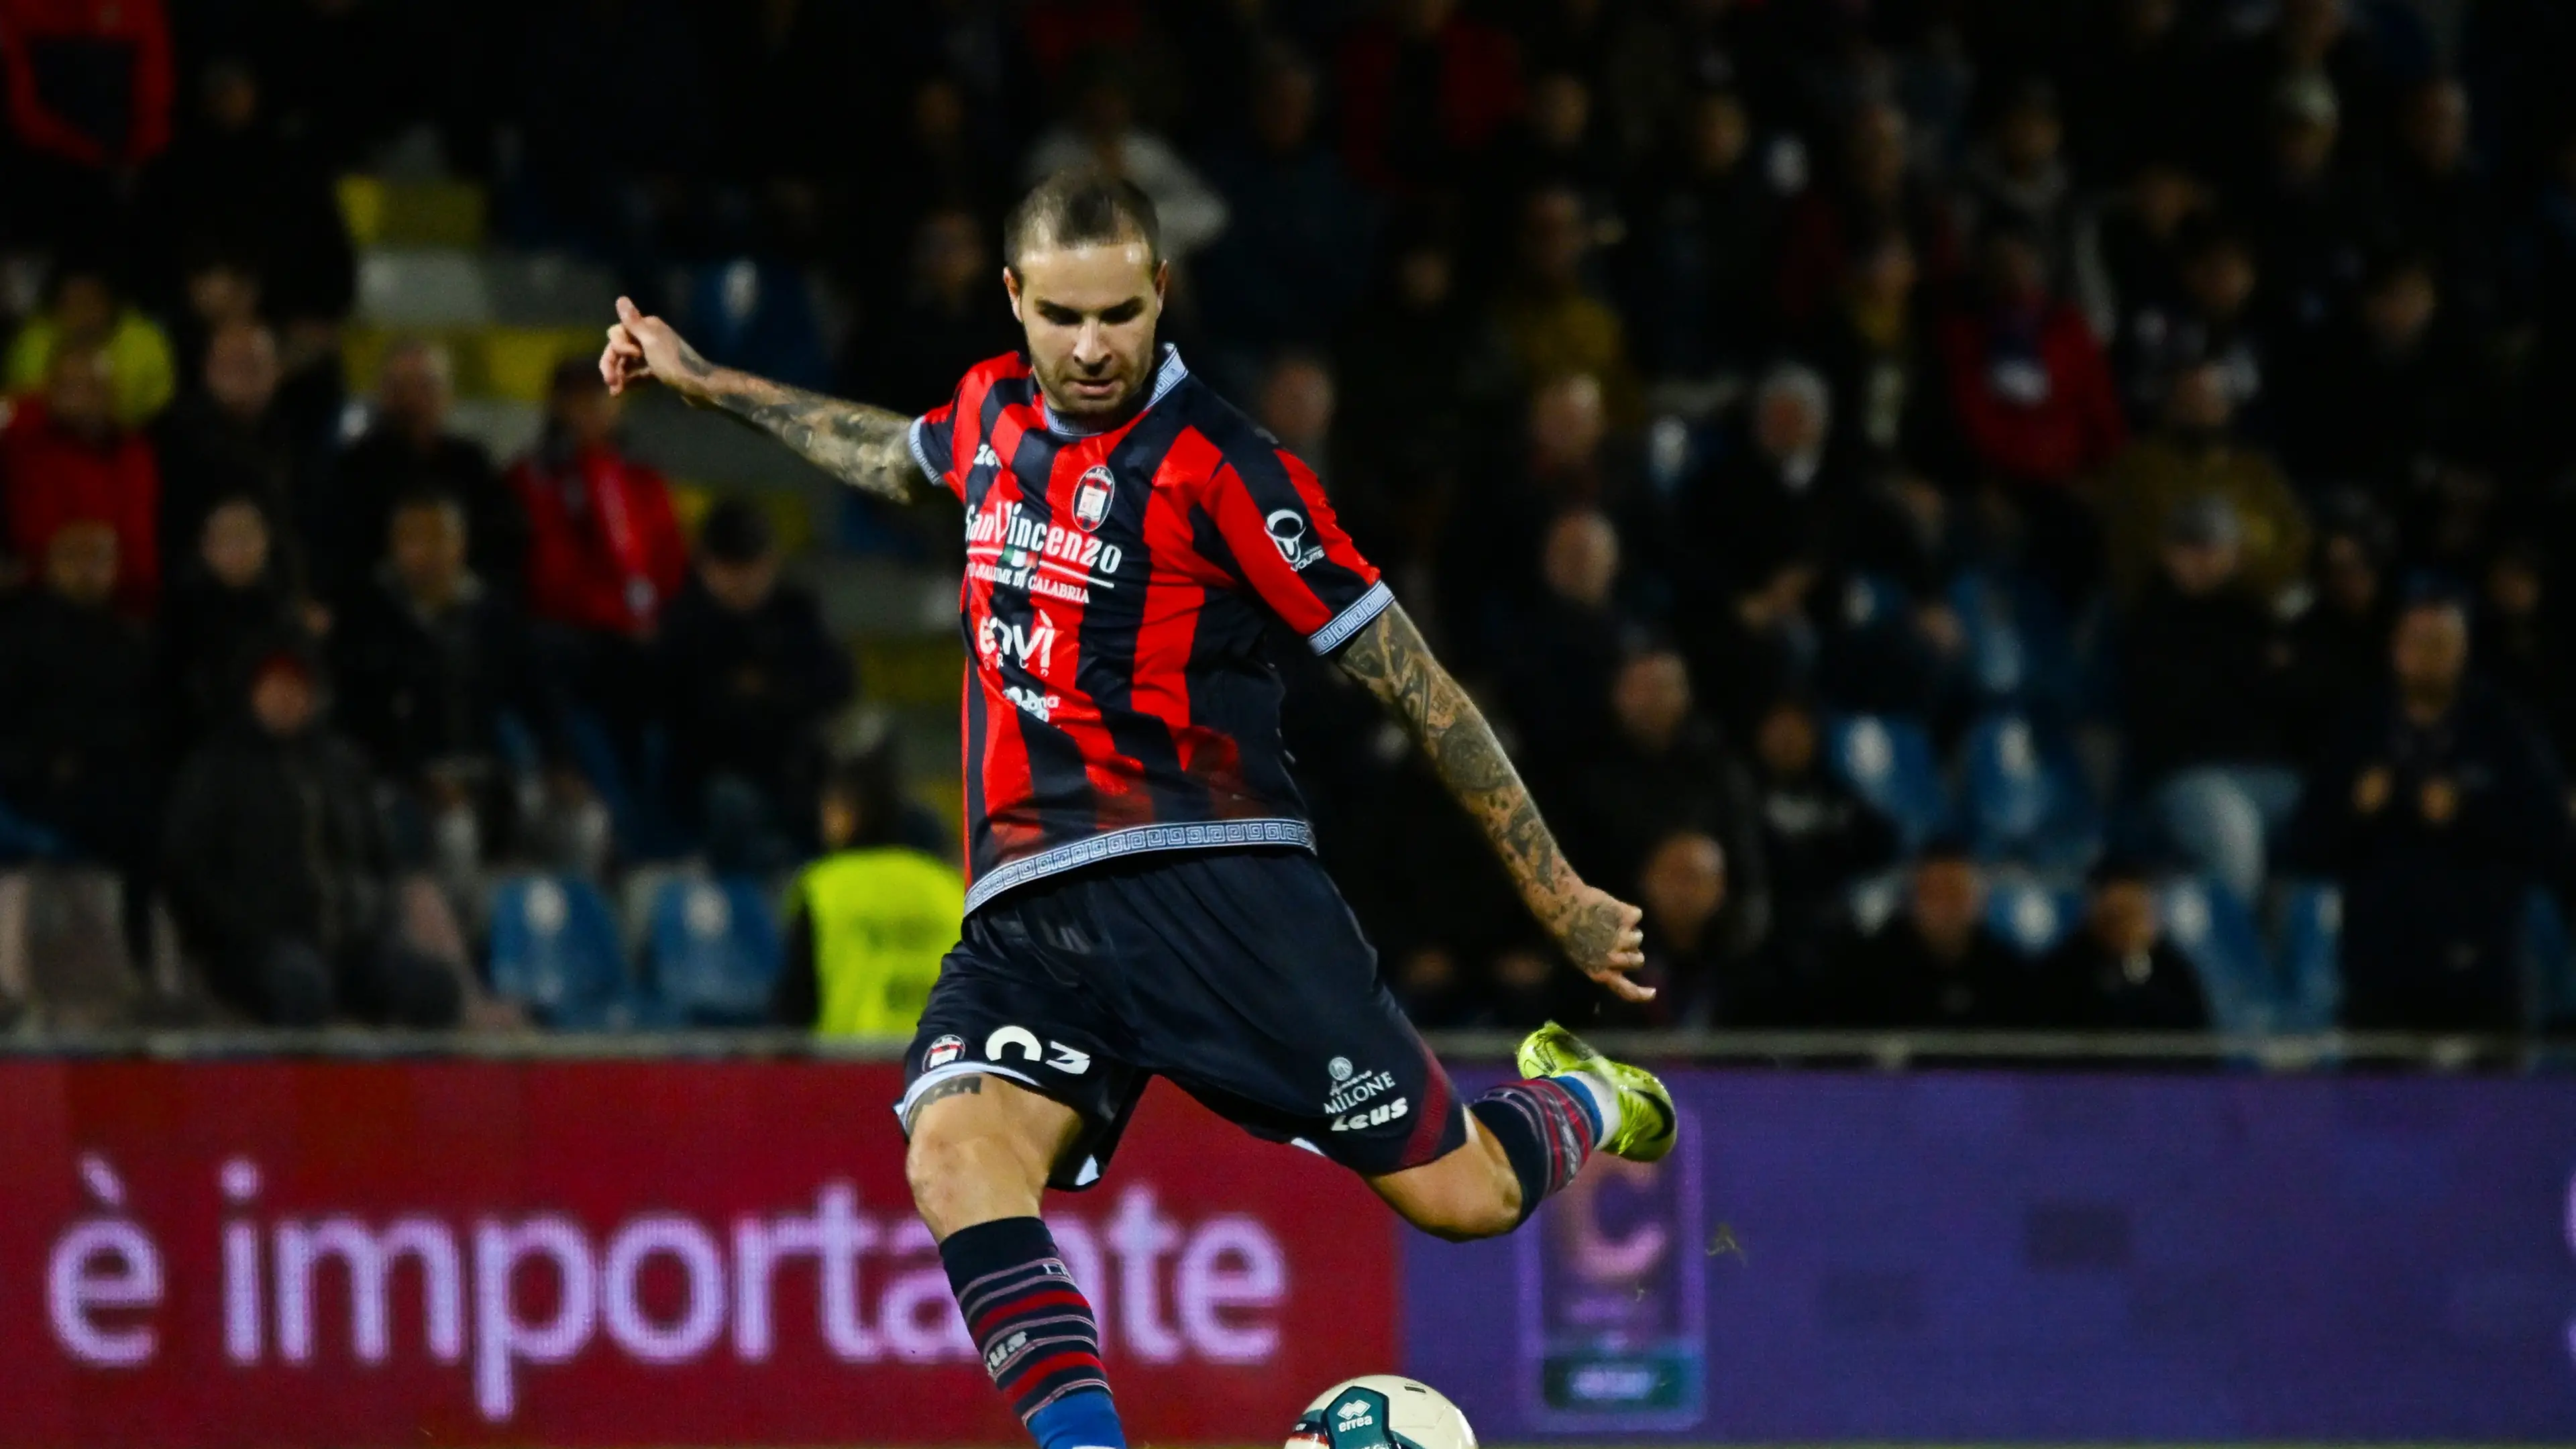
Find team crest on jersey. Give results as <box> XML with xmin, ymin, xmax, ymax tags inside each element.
<box><xmin>1073</xmin><ymin>466</ymin><xmax>1116</xmax><ymax>531</ymax></box>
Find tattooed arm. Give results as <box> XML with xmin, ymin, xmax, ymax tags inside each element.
<box><xmin>1336</xmin><ymin>601</ymin><xmax>1652</xmax><ymax>1000</ymax></box>
<box><xmin>600</xmin><ymin>297</ymin><xmax>922</xmax><ymax>505</ymax></box>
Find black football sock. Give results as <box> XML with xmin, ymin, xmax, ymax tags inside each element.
<box><xmin>940</xmin><ymin>1216</ymin><xmax>1126</xmax><ymax>1448</ymax></box>
<box><xmin>1470</xmin><ymin>1077</ymin><xmax>1599</xmax><ymax>1226</ymax></box>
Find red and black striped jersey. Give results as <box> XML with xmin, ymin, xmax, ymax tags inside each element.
<box><xmin>909</xmin><ymin>347</ymin><xmax>1391</xmax><ymax>914</ymax></box>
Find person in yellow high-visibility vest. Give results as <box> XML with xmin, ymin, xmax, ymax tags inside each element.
<box><xmin>772</xmin><ymin>751</ymin><xmax>963</xmax><ymax>1038</ymax></box>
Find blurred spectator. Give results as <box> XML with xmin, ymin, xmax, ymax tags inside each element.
<box><xmin>1502</xmin><ymin>507</ymin><xmax>1633</xmax><ymax>760</ymax></box>
<box><xmin>2121</xmin><ymin>499</ymin><xmax>2299</xmax><ymax>904</ymax></box>
<box><xmin>136</xmin><ymin>56</ymin><xmax>354</xmax><ymax>337</ymax></box>
<box><xmin>1746</xmin><ymin>691</ymin><xmax>1898</xmax><ymax>979</ymax></box>
<box><xmin>1332</xmin><ymin>219</ymin><xmax>1513</xmax><ymax>569</ymax></box>
<box><xmin>1804</xmin><ymin>229</ymin><xmax>1942</xmax><ymax>479</ymax></box>
<box><xmin>2280</xmin><ymin>492</ymin><xmax>2396</xmax><ymax>758</ymax></box>
<box><xmin>1621</xmin><ymin>85</ymin><xmax>1779</xmax><ymax>379</ymax></box>
<box><xmin>1493</xmin><ymin>185</ymin><xmax>1642</xmax><ymax>424</ymax></box>
<box><xmin>2116</xmin><ymin>221</ymin><xmax>2273</xmax><ymax>427</ymax></box>
<box><xmin>696</xmin><ymin>0</ymin><xmax>865</xmax><ymax>225</ymax></box>
<box><xmin>1</xmin><ymin>344</ymin><xmax>159</xmax><ymax>612</ymax></box>
<box><xmin>2384</xmin><ymin>77</ymin><xmax>2501</xmax><ymax>327</ymax></box>
<box><xmin>2</xmin><ymin>265</ymin><xmax>176</xmax><ymax>425</ymax></box>
<box><xmin>0</xmin><ymin>0</ymin><xmax>173</xmax><ymax>244</ymax></box>
<box><xmin>1686</xmin><ymin>553</ymin><xmax>1821</xmax><ymax>740</ymax></box>
<box><xmin>2094</xmin><ymin>160</ymin><xmax>2205</xmax><ymax>358</ymax></box>
<box><xmin>1776</xmin><ymin>100</ymin><xmax>1958</xmax><ymax>330</ymax></box>
<box><xmin>853</xmin><ymin>209</ymin><xmax>1028</xmax><ymax>417</ymax></box>
<box><xmin>1197</xmin><ymin>46</ymin><xmax>1375</xmax><ymax>362</ymax></box>
<box><xmin>773</xmin><ymin>749</ymin><xmax>965</xmax><ymax>1038</ymax></box>
<box><xmin>1955</xmin><ymin>80</ymin><xmax>2093</xmax><ymax>315</ymax></box>
<box><xmin>1472</xmin><ymin>68</ymin><xmax>1621</xmax><ymax>250</ymax></box>
<box><xmin>2098</xmin><ymin>360</ymin><xmax>2312</xmax><ymax>608</ymax></box>
<box><xmin>0</xmin><ymin>522</ymin><xmax>157</xmax><ymax>906</ymax></box>
<box><xmin>2475</xmin><ymin>543</ymin><xmax>2576</xmax><ymax>778</ymax></box>
<box><xmin>1688</xmin><ymin>362</ymin><xmax>1840</xmax><ymax>592</ymax></box>
<box><xmin>2288</xmin><ymin>591</ymin><xmax>2572</xmax><ymax>1030</ymax></box>
<box><xmin>1942</xmin><ymin>224</ymin><xmax>2129</xmax><ymax>490</ymax></box>
<box><xmin>324</xmin><ymin>339</ymin><xmax>525</xmax><ymax>607</ymax></box>
<box><xmin>157</xmin><ymin>495</ymin><xmax>301</xmax><ymax>755</ymax></box>
<box><xmin>331</xmin><ymin>488</ymin><xmax>570</xmax><ymax>890</ymax></box>
<box><xmin>1560</xmin><ymin>647</ymin><xmax>1767</xmax><ymax>961</ymax></box>
<box><xmin>863</xmin><ymin>74</ymin><xmax>1010</xmax><ymax>282</ymax></box>
<box><xmin>1022</xmin><ymin>52</ymin><xmax>1228</xmax><ymax>261</ymax></box>
<box><xmin>655</xmin><ymin>498</ymin><xmax>855</xmax><ymax>872</ymax></box>
<box><xmin>2234</xmin><ymin>74</ymin><xmax>2379</xmax><ymax>346</ymax></box>
<box><xmin>1597</xmin><ymin>828</ymin><xmax>1737</xmax><ymax>1028</ymax></box>
<box><xmin>2282</xmin><ymin>254</ymin><xmax>2497</xmax><ymax>566</ymax></box>
<box><xmin>152</xmin><ymin>318</ymin><xmax>316</xmax><ymax>585</ymax></box>
<box><xmin>1815</xmin><ymin>840</ymin><xmax>2032</xmax><ymax>1028</ymax></box>
<box><xmin>2208</xmin><ymin>0</ymin><xmax>2396</xmax><ymax>191</ymax></box>
<box><xmin>1940</xmin><ymin>224</ymin><xmax>2126</xmax><ymax>602</ymax></box>
<box><xmin>1254</xmin><ymin>352</ymin><xmax>1337</xmax><ymax>467</ymax></box>
<box><xmin>1437</xmin><ymin>370</ymin><xmax>1635</xmax><ymax>670</ymax></box>
<box><xmin>1335</xmin><ymin>0</ymin><xmax>1523</xmax><ymax>195</ymax></box>
<box><xmin>162</xmin><ymin>649</ymin><xmax>463</xmax><ymax>1028</ymax></box>
<box><xmin>2034</xmin><ymin>856</ymin><xmax>2210</xmax><ymax>1029</ymax></box>
<box><xmin>512</xmin><ymin>360</ymin><xmax>687</xmax><ymax>641</ymax></box>
<box><xmin>513</xmin><ymin>0</ymin><xmax>708</xmax><ymax>256</ymax></box>
<box><xmin>510</xmin><ymin>360</ymin><xmax>688</xmax><ymax>769</ymax></box>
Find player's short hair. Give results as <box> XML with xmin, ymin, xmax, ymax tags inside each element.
<box><xmin>1004</xmin><ymin>170</ymin><xmax>1163</xmax><ymax>274</ymax></box>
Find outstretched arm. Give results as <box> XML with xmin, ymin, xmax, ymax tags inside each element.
<box><xmin>600</xmin><ymin>297</ymin><xmax>923</xmax><ymax>505</ymax></box>
<box><xmin>1336</xmin><ymin>601</ymin><xmax>1651</xmax><ymax>1001</ymax></box>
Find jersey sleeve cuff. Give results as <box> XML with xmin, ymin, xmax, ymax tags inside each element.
<box><xmin>1305</xmin><ymin>579</ymin><xmax>1395</xmax><ymax>655</ymax></box>
<box><xmin>907</xmin><ymin>415</ymin><xmax>941</xmax><ymax>486</ymax></box>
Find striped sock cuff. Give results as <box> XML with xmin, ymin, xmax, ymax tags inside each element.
<box><xmin>1471</xmin><ymin>1077</ymin><xmax>1598</xmax><ymax>1221</ymax></box>
<box><xmin>939</xmin><ymin>1218</ymin><xmax>1116</xmax><ymax>1425</ymax></box>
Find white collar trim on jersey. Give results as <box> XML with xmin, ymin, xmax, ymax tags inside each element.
<box><xmin>1039</xmin><ymin>345</ymin><xmax>1189</xmax><ymax>436</ymax></box>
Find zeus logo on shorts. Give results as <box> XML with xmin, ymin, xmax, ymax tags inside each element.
<box><xmin>985</xmin><ymin>1024</ymin><xmax>1093</xmax><ymax>1075</ymax></box>
<box><xmin>1329</xmin><ymin>1097</ymin><xmax>1409</xmax><ymax>1132</ymax></box>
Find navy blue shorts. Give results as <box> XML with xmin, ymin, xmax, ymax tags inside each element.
<box><xmin>896</xmin><ymin>847</ymin><xmax>1467</xmax><ymax>1189</ymax></box>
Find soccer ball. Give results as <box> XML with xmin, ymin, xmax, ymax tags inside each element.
<box><xmin>1285</xmin><ymin>1375</ymin><xmax>1477</xmax><ymax>1449</ymax></box>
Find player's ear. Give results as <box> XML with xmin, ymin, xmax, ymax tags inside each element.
<box><xmin>1152</xmin><ymin>260</ymin><xmax>1171</xmax><ymax>305</ymax></box>
<box><xmin>1002</xmin><ymin>266</ymin><xmax>1024</xmax><ymax>322</ymax></box>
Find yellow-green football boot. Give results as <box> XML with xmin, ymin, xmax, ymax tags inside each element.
<box><xmin>1515</xmin><ymin>1020</ymin><xmax>1678</xmax><ymax>1163</ymax></box>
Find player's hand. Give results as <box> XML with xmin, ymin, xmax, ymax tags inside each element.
<box><xmin>601</xmin><ymin>296</ymin><xmax>715</xmax><ymax>403</ymax></box>
<box><xmin>1550</xmin><ymin>882</ymin><xmax>1651</xmax><ymax>1002</ymax></box>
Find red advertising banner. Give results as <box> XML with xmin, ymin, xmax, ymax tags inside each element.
<box><xmin>0</xmin><ymin>1060</ymin><xmax>1398</xmax><ymax>1447</ymax></box>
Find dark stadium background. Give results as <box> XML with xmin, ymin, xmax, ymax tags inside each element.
<box><xmin>3</xmin><ymin>1</ymin><xmax>2576</xmax><ymax>1444</ymax></box>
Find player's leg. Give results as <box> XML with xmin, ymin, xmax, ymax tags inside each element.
<box><xmin>896</xmin><ymin>917</ymin><xmax>1146</xmax><ymax>1449</ymax></box>
<box><xmin>1369</xmin><ymin>1022</ymin><xmax>1677</xmax><ymax>1242</ymax></box>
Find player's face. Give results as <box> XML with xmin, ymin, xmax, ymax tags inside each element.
<box><xmin>1006</xmin><ymin>241</ymin><xmax>1167</xmax><ymax>425</ymax></box>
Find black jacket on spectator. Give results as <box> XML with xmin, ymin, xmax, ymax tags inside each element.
<box><xmin>654</xmin><ymin>576</ymin><xmax>855</xmax><ymax>826</ymax></box>
<box><xmin>1754</xmin><ymin>765</ymin><xmax>1898</xmax><ymax>955</ymax></box>
<box><xmin>156</xmin><ymin>568</ymin><xmax>303</xmax><ymax>756</ymax></box>
<box><xmin>322</xmin><ymin>429</ymin><xmax>526</xmax><ymax>605</ymax></box>
<box><xmin>1814</xmin><ymin>919</ymin><xmax>2036</xmax><ymax>1028</ymax></box>
<box><xmin>0</xmin><ymin>591</ymin><xmax>157</xmax><ymax>861</ymax></box>
<box><xmin>162</xmin><ymin>721</ymin><xmax>392</xmax><ymax>968</ymax></box>
<box><xmin>2282</xmin><ymin>593</ymin><xmax>2392</xmax><ymax>761</ymax></box>
<box><xmin>2034</xmin><ymin>935</ymin><xmax>2210</xmax><ymax>1029</ymax></box>
<box><xmin>2119</xmin><ymin>580</ymin><xmax>2288</xmax><ymax>781</ymax></box>
<box><xmin>136</xmin><ymin>113</ymin><xmax>356</xmax><ymax>325</ymax></box>
<box><xmin>2286</xmin><ymin>680</ymin><xmax>2573</xmax><ymax>1030</ymax></box>
<box><xmin>331</xmin><ymin>574</ymin><xmax>549</xmax><ymax>780</ymax></box>
<box><xmin>1560</xmin><ymin>716</ymin><xmax>1768</xmax><ymax>956</ymax></box>
<box><xmin>152</xmin><ymin>397</ymin><xmax>323</xmax><ymax>586</ymax></box>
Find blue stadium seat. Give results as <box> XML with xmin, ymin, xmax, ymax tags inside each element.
<box><xmin>486</xmin><ymin>874</ymin><xmax>638</xmax><ymax>1028</ymax></box>
<box><xmin>684</xmin><ymin>258</ymin><xmax>833</xmax><ymax>392</ymax></box>
<box><xmin>2274</xmin><ymin>880</ymin><xmax>2343</xmax><ymax>1033</ymax></box>
<box><xmin>1948</xmin><ymin>568</ymin><xmax>2085</xmax><ymax>711</ymax></box>
<box><xmin>2157</xmin><ymin>876</ymin><xmax>2275</xmax><ymax>1034</ymax></box>
<box><xmin>646</xmin><ymin>875</ymin><xmax>786</xmax><ymax>1026</ymax></box>
<box><xmin>1958</xmin><ymin>712</ymin><xmax>2100</xmax><ymax>871</ymax></box>
<box><xmin>1826</xmin><ymin>713</ymin><xmax>1949</xmax><ymax>852</ymax></box>
<box><xmin>1984</xmin><ymin>877</ymin><xmax>2082</xmax><ymax>958</ymax></box>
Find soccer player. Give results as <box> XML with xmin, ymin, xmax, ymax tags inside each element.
<box><xmin>600</xmin><ymin>174</ymin><xmax>1676</xmax><ymax>1449</ymax></box>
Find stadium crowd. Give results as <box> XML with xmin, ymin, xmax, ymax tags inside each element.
<box><xmin>3</xmin><ymin>0</ymin><xmax>2576</xmax><ymax>1038</ymax></box>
